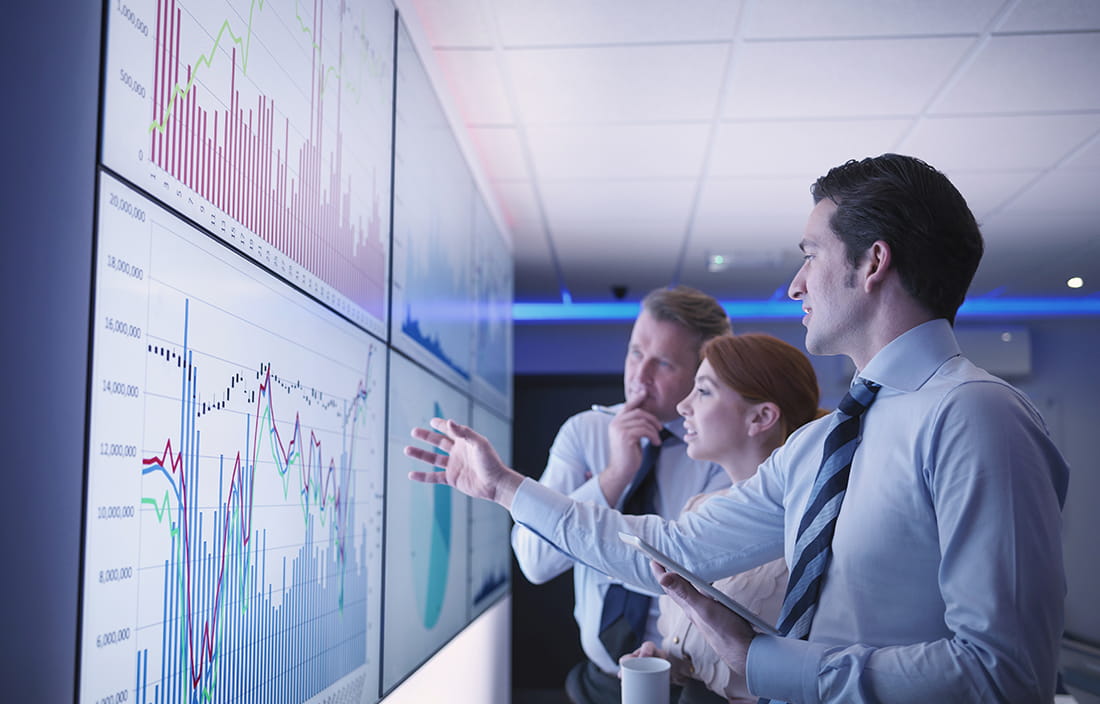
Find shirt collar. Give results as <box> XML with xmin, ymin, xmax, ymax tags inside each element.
<box><xmin>663</xmin><ymin>416</ymin><xmax>686</xmax><ymax>443</ymax></box>
<box><xmin>857</xmin><ymin>319</ymin><xmax>962</xmax><ymax>393</ymax></box>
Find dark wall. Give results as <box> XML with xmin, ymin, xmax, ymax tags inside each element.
<box><xmin>0</xmin><ymin>4</ymin><xmax>101</xmax><ymax>699</ymax></box>
<box><xmin>510</xmin><ymin>373</ymin><xmax>622</xmax><ymax>690</ymax></box>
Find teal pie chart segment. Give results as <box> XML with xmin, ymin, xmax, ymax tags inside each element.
<box><xmin>411</xmin><ymin>401</ymin><xmax>452</xmax><ymax>629</ymax></box>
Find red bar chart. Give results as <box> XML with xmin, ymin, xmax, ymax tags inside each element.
<box><xmin>103</xmin><ymin>0</ymin><xmax>394</xmax><ymax>335</ymax></box>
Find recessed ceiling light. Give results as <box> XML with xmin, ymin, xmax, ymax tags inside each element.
<box><xmin>707</xmin><ymin>253</ymin><xmax>731</xmax><ymax>273</ymax></box>
<box><xmin>1067</xmin><ymin>276</ymin><xmax>1084</xmax><ymax>289</ymax></box>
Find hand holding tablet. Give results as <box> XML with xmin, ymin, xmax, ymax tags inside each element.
<box><xmin>618</xmin><ymin>531</ymin><xmax>780</xmax><ymax>637</ymax></box>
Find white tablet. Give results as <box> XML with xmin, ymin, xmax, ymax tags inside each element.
<box><xmin>618</xmin><ymin>531</ymin><xmax>780</xmax><ymax>637</ymax></box>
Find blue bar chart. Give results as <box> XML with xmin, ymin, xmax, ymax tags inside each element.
<box><xmin>81</xmin><ymin>173</ymin><xmax>386</xmax><ymax>704</ymax></box>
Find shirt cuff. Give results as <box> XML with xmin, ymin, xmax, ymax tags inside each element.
<box><xmin>746</xmin><ymin>635</ymin><xmax>827</xmax><ymax>704</ymax></box>
<box><xmin>512</xmin><ymin>477</ymin><xmax>574</xmax><ymax>542</ymax></box>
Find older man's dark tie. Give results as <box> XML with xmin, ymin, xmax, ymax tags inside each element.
<box><xmin>597</xmin><ymin>428</ymin><xmax>674</xmax><ymax>660</ymax></box>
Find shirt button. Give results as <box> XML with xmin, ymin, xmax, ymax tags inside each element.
<box><xmin>672</xmin><ymin>636</ymin><xmax>680</xmax><ymax>644</ymax></box>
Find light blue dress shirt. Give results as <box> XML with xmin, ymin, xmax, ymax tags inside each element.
<box><xmin>511</xmin><ymin>320</ymin><xmax>1069</xmax><ymax>702</ymax></box>
<box><xmin>511</xmin><ymin>409</ymin><xmax>729</xmax><ymax>674</ymax></box>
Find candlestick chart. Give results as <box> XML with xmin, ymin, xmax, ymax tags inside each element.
<box><xmin>80</xmin><ymin>173</ymin><xmax>386</xmax><ymax>704</ymax></box>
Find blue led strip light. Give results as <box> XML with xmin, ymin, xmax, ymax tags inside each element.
<box><xmin>513</xmin><ymin>298</ymin><xmax>1100</xmax><ymax>322</ymax></box>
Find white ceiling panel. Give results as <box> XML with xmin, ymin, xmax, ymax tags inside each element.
<box><xmin>513</xmin><ymin>261</ymin><xmax>565</xmax><ymax>301</ymax></box>
<box><xmin>724</xmin><ymin>37</ymin><xmax>976</xmax><ymax>119</ymax></box>
<box><xmin>468</xmin><ymin>126</ymin><xmax>528</xmax><ymax>181</ymax></box>
<box><xmin>493</xmin><ymin>0</ymin><xmax>742</xmax><ymax>46</ymax></box>
<box><xmin>554</xmin><ymin>225</ymin><xmax>687</xmax><ymax>256</ymax></box>
<box><xmin>692</xmin><ymin>176</ymin><xmax>817</xmax><ymax>243</ymax></box>
<box><xmin>525</xmin><ymin>123</ymin><xmax>711</xmax><ymax>181</ymax></box>
<box><xmin>506</xmin><ymin>44</ymin><xmax>730</xmax><ymax>124</ymax></box>
<box><xmin>998</xmin><ymin>0</ymin><xmax>1100</xmax><ymax>33</ymax></box>
<box><xmin>434</xmin><ymin>49</ymin><xmax>515</xmax><ymax>124</ymax></box>
<box><xmin>743</xmin><ymin>0</ymin><xmax>1004</xmax><ymax>38</ymax></box>
<box><xmin>709</xmin><ymin>119</ymin><xmax>912</xmax><ymax>177</ymax></box>
<box><xmin>540</xmin><ymin>180</ymin><xmax>697</xmax><ymax>231</ymax></box>
<box><xmin>944</xmin><ymin>170</ymin><xmax>1044</xmax><ymax>223</ymax></box>
<box><xmin>401</xmin><ymin>1</ymin><xmax>1100</xmax><ymax>304</ymax></box>
<box><xmin>1002</xmin><ymin>167</ymin><xmax>1100</xmax><ymax>214</ymax></box>
<box><xmin>932</xmin><ymin>33</ymin><xmax>1100</xmax><ymax>114</ymax></box>
<box><xmin>561</xmin><ymin>259</ymin><xmax>686</xmax><ymax>301</ymax></box>
<box><xmin>408</xmin><ymin>0</ymin><xmax>493</xmax><ymax>46</ymax></box>
<box><xmin>490</xmin><ymin>180</ymin><xmax>544</xmax><ymax>232</ymax></box>
<box><xmin>979</xmin><ymin>211</ymin><xmax>1098</xmax><ymax>245</ymax></box>
<box><xmin>900</xmin><ymin>115</ymin><xmax>1100</xmax><ymax>172</ymax></box>
<box><xmin>1063</xmin><ymin>133</ymin><xmax>1100</xmax><ymax>169</ymax></box>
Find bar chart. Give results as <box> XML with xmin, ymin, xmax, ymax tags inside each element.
<box><xmin>102</xmin><ymin>0</ymin><xmax>394</xmax><ymax>334</ymax></box>
<box><xmin>81</xmin><ymin>173</ymin><xmax>386</xmax><ymax>704</ymax></box>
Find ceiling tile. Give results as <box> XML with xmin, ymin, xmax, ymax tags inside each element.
<box><xmin>932</xmin><ymin>33</ymin><xmax>1100</xmax><ymax>114</ymax></box>
<box><xmin>492</xmin><ymin>0</ymin><xmax>741</xmax><ymax>46</ymax></box>
<box><xmin>743</xmin><ymin>0</ymin><xmax>1003</xmax><ymax>38</ymax></box>
<box><xmin>433</xmin><ymin>48</ymin><xmax>515</xmax><ymax>124</ymax></box>
<box><xmin>468</xmin><ymin>127</ymin><xmax>528</xmax><ymax>181</ymax></box>
<box><xmin>409</xmin><ymin>0</ymin><xmax>493</xmax><ymax>46</ymax></box>
<box><xmin>997</xmin><ymin>0</ymin><xmax>1100</xmax><ymax>33</ymax></box>
<box><xmin>506</xmin><ymin>44</ymin><xmax>729</xmax><ymax>123</ymax></box>
<box><xmin>513</xmin><ymin>260</ymin><xmax>566</xmax><ymax>301</ymax></box>
<box><xmin>724</xmin><ymin>37</ymin><xmax>975</xmax><ymax>118</ymax></box>
<box><xmin>709</xmin><ymin>119</ymin><xmax>912</xmax><ymax>177</ymax></box>
<box><xmin>1000</xmin><ymin>167</ymin><xmax>1100</xmax><ymax>214</ymax></box>
<box><xmin>557</xmin><ymin>251</ymin><xmax>684</xmax><ymax>302</ymax></box>
<box><xmin>525</xmin><ymin>123</ymin><xmax>711</xmax><ymax>180</ymax></box>
<box><xmin>490</xmin><ymin>180</ymin><xmax>545</xmax><ymax>232</ymax></box>
<box><xmin>900</xmin><ymin>115</ymin><xmax>1100</xmax><ymax>171</ymax></box>
<box><xmin>979</xmin><ymin>211</ymin><xmax>1097</xmax><ymax>246</ymax></box>
<box><xmin>1063</xmin><ymin>133</ymin><xmax>1100</xmax><ymax>169</ymax></box>
<box><xmin>539</xmin><ymin>180</ymin><xmax>697</xmax><ymax>231</ymax></box>
<box><xmin>970</xmin><ymin>229</ymin><xmax>1100</xmax><ymax>297</ymax></box>
<box><xmin>943</xmin><ymin>170</ymin><xmax>1043</xmax><ymax>222</ymax></box>
<box><xmin>692</xmin><ymin>176</ymin><xmax>820</xmax><ymax>245</ymax></box>
<box><xmin>405</xmin><ymin>0</ymin><xmax>1100</xmax><ymax>305</ymax></box>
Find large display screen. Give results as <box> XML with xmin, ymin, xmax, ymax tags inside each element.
<box><xmin>381</xmin><ymin>354</ymin><xmax>472</xmax><ymax>693</ymax></box>
<box><xmin>81</xmin><ymin>2</ymin><xmax>513</xmax><ymax>702</ymax></box>
<box><xmin>82</xmin><ymin>172</ymin><xmax>388</xmax><ymax>703</ymax></box>
<box><xmin>101</xmin><ymin>0</ymin><xmax>394</xmax><ymax>336</ymax></box>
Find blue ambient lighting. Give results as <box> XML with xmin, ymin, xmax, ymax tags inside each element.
<box><xmin>513</xmin><ymin>297</ymin><xmax>1100</xmax><ymax>322</ymax></box>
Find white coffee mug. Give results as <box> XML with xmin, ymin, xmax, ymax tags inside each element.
<box><xmin>620</xmin><ymin>656</ymin><xmax>670</xmax><ymax>704</ymax></box>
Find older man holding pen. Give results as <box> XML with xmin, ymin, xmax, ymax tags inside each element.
<box><xmin>509</xmin><ymin>285</ymin><xmax>732</xmax><ymax>704</ymax></box>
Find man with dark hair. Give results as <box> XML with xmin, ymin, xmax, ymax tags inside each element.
<box><xmin>408</xmin><ymin>154</ymin><xmax>1069</xmax><ymax>703</ymax></box>
<box><xmin>810</xmin><ymin>154</ymin><xmax>984</xmax><ymax>324</ymax></box>
<box><xmin>511</xmin><ymin>285</ymin><xmax>732</xmax><ymax>704</ymax></box>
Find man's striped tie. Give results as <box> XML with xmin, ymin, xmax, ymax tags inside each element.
<box><xmin>776</xmin><ymin>377</ymin><xmax>881</xmax><ymax>639</ymax></box>
<box><xmin>757</xmin><ymin>378</ymin><xmax>880</xmax><ymax>704</ymax></box>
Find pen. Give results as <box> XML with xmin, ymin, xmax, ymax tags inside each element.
<box><xmin>591</xmin><ymin>404</ymin><xmax>616</xmax><ymax>415</ymax></box>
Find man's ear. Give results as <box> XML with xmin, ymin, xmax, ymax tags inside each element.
<box><xmin>863</xmin><ymin>240</ymin><xmax>893</xmax><ymax>292</ymax></box>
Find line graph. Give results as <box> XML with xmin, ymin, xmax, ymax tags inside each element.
<box><xmin>80</xmin><ymin>173</ymin><xmax>385</xmax><ymax>704</ymax></box>
<box><xmin>102</xmin><ymin>0</ymin><xmax>394</xmax><ymax>334</ymax></box>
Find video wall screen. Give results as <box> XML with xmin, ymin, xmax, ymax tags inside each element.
<box><xmin>80</xmin><ymin>2</ymin><xmax>513</xmax><ymax>703</ymax></box>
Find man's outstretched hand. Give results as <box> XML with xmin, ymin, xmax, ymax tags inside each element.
<box><xmin>405</xmin><ymin>417</ymin><xmax>524</xmax><ymax>508</ymax></box>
